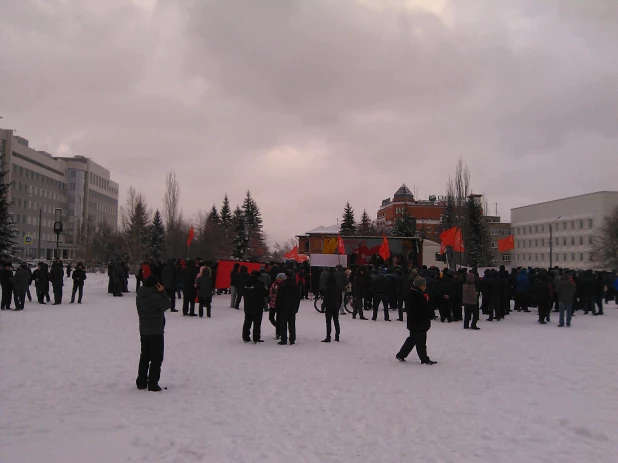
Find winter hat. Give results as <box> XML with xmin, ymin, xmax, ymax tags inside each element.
<box><xmin>251</xmin><ymin>270</ymin><xmax>261</xmax><ymax>277</ymax></box>
<box><xmin>413</xmin><ymin>276</ymin><xmax>426</xmax><ymax>288</ymax></box>
<box><xmin>145</xmin><ymin>276</ymin><xmax>159</xmax><ymax>287</ymax></box>
<box><xmin>276</xmin><ymin>273</ymin><xmax>285</xmax><ymax>280</ymax></box>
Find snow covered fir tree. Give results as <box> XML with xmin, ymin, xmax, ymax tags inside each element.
<box><xmin>391</xmin><ymin>209</ymin><xmax>417</xmax><ymax>237</ymax></box>
<box><xmin>231</xmin><ymin>206</ymin><xmax>249</xmax><ymax>259</ymax></box>
<box><xmin>464</xmin><ymin>195</ymin><xmax>489</xmax><ymax>268</ymax></box>
<box><xmin>148</xmin><ymin>210</ymin><xmax>166</xmax><ymax>261</ymax></box>
<box><xmin>340</xmin><ymin>202</ymin><xmax>356</xmax><ymax>236</ymax></box>
<box><xmin>0</xmin><ymin>170</ymin><xmax>17</xmax><ymax>259</ymax></box>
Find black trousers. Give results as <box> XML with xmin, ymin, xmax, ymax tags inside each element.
<box><xmin>113</xmin><ymin>280</ymin><xmax>123</xmax><ymax>296</ymax></box>
<box><xmin>1</xmin><ymin>286</ymin><xmax>12</xmax><ymax>309</ymax></box>
<box><xmin>198</xmin><ymin>297</ymin><xmax>212</xmax><ymax>317</ymax></box>
<box><xmin>364</xmin><ymin>292</ymin><xmax>373</xmax><ymax>310</ymax></box>
<box><xmin>165</xmin><ymin>289</ymin><xmax>176</xmax><ymax>310</ymax></box>
<box><xmin>71</xmin><ymin>283</ymin><xmax>84</xmax><ymax>302</ymax></box>
<box><xmin>136</xmin><ymin>277</ymin><xmax>141</xmax><ymax>291</ymax></box>
<box><xmin>243</xmin><ymin>312</ymin><xmax>263</xmax><ymax>342</ymax></box>
<box><xmin>538</xmin><ymin>301</ymin><xmax>550</xmax><ymax>322</ymax></box>
<box><xmin>581</xmin><ymin>297</ymin><xmax>595</xmax><ymax>314</ymax></box>
<box><xmin>37</xmin><ymin>286</ymin><xmax>50</xmax><ymax>303</ymax></box>
<box><xmin>452</xmin><ymin>300</ymin><xmax>462</xmax><ymax>321</ymax></box>
<box><xmin>26</xmin><ymin>287</ymin><xmax>32</xmax><ymax>301</ymax></box>
<box><xmin>439</xmin><ymin>297</ymin><xmax>452</xmax><ymax>321</ymax></box>
<box><xmin>53</xmin><ymin>284</ymin><xmax>63</xmax><ymax>304</ymax></box>
<box><xmin>489</xmin><ymin>299</ymin><xmax>502</xmax><ymax>320</ymax></box>
<box><xmin>234</xmin><ymin>292</ymin><xmax>244</xmax><ymax>309</ymax></box>
<box><xmin>278</xmin><ymin>312</ymin><xmax>296</xmax><ymax>344</ymax></box>
<box><xmin>14</xmin><ymin>290</ymin><xmax>26</xmax><ymax>309</ymax></box>
<box><xmin>108</xmin><ymin>277</ymin><xmax>114</xmax><ymax>294</ymax></box>
<box><xmin>397</xmin><ymin>296</ymin><xmax>406</xmax><ymax>321</ymax></box>
<box><xmin>515</xmin><ymin>292</ymin><xmax>528</xmax><ymax>311</ymax></box>
<box><xmin>372</xmin><ymin>294</ymin><xmax>390</xmax><ymax>320</ymax></box>
<box><xmin>325</xmin><ymin>310</ymin><xmax>340</xmax><ymax>338</ymax></box>
<box><xmin>353</xmin><ymin>294</ymin><xmax>365</xmax><ymax>318</ymax></box>
<box><xmin>183</xmin><ymin>293</ymin><xmax>196</xmax><ymax>315</ymax></box>
<box><xmin>464</xmin><ymin>304</ymin><xmax>479</xmax><ymax>328</ymax></box>
<box><xmin>269</xmin><ymin>308</ymin><xmax>278</xmax><ymax>336</ymax></box>
<box><xmin>397</xmin><ymin>329</ymin><xmax>429</xmax><ymax>362</ymax></box>
<box><xmin>137</xmin><ymin>334</ymin><xmax>164</xmax><ymax>386</ymax></box>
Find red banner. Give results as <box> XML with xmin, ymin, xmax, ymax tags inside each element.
<box><xmin>379</xmin><ymin>234</ymin><xmax>390</xmax><ymax>260</ymax></box>
<box><xmin>215</xmin><ymin>260</ymin><xmax>263</xmax><ymax>290</ymax></box>
<box><xmin>187</xmin><ymin>226</ymin><xmax>195</xmax><ymax>247</ymax></box>
<box><xmin>498</xmin><ymin>235</ymin><xmax>515</xmax><ymax>252</ymax></box>
<box><xmin>337</xmin><ymin>234</ymin><xmax>345</xmax><ymax>255</ymax></box>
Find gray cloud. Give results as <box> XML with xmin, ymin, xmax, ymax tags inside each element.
<box><xmin>1</xmin><ymin>0</ymin><xmax>617</xmax><ymax>244</ymax></box>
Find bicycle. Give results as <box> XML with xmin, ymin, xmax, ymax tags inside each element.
<box><xmin>313</xmin><ymin>292</ymin><xmax>355</xmax><ymax>314</ymax></box>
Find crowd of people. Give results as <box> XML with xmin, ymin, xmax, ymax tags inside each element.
<box><xmin>0</xmin><ymin>258</ymin><xmax>87</xmax><ymax>310</ymax></box>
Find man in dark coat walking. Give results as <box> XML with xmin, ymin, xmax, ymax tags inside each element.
<box><xmin>50</xmin><ymin>258</ymin><xmax>64</xmax><ymax>305</ymax></box>
<box><xmin>395</xmin><ymin>276</ymin><xmax>437</xmax><ymax>365</ymax></box>
<box><xmin>322</xmin><ymin>272</ymin><xmax>342</xmax><ymax>342</ymax></box>
<box><xmin>12</xmin><ymin>263</ymin><xmax>31</xmax><ymax>310</ymax></box>
<box><xmin>275</xmin><ymin>270</ymin><xmax>301</xmax><ymax>345</ymax></box>
<box><xmin>182</xmin><ymin>260</ymin><xmax>199</xmax><ymax>316</ymax></box>
<box><xmin>242</xmin><ymin>271</ymin><xmax>269</xmax><ymax>343</ymax></box>
<box><xmin>161</xmin><ymin>259</ymin><xmax>178</xmax><ymax>312</ymax></box>
<box><xmin>136</xmin><ymin>276</ymin><xmax>170</xmax><ymax>392</ymax></box>
<box><xmin>70</xmin><ymin>262</ymin><xmax>87</xmax><ymax>304</ymax></box>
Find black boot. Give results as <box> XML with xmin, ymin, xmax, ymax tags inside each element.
<box><xmin>321</xmin><ymin>337</ymin><xmax>331</xmax><ymax>343</ymax></box>
<box><xmin>148</xmin><ymin>383</ymin><xmax>162</xmax><ymax>392</ymax></box>
<box><xmin>136</xmin><ymin>377</ymin><xmax>148</xmax><ymax>390</ymax></box>
<box><xmin>334</xmin><ymin>335</ymin><xmax>339</xmax><ymax>342</ymax></box>
<box><xmin>421</xmin><ymin>359</ymin><xmax>437</xmax><ymax>365</ymax></box>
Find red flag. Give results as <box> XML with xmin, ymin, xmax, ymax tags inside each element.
<box><xmin>440</xmin><ymin>226</ymin><xmax>465</xmax><ymax>253</ymax></box>
<box><xmin>379</xmin><ymin>234</ymin><xmax>390</xmax><ymax>260</ymax></box>
<box><xmin>439</xmin><ymin>242</ymin><xmax>446</xmax><ymax>255</ymax></box>
<box><xmin>285</xmin><ymin>245</ymin><xmax>299</xmax><ymax>259</ymax></box>
<box><xmin>453</xmin><ymin>227</ymin><xmax>465</xmax><ymax>253</ymax></box>
<box><xmin>186</xmin><ymin>226</ymin><xmax>195</xmax><ymax>247</ymax></box>
<box><xmin>337</xmin><ymin>234</ymin><xmax>345</xmax><ymax>255</ymax></box>
<box><xmin>498</xmin><ymin>235</ymin><xmax>515</xmax><ymax>252</ymax></box>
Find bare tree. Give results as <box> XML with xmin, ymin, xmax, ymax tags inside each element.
<box><xmin>162</xmin><ymin>171</ymin><xmax>181</xmax><ymax>229</ymax></box>
<box><xmin>272</xmin><ymin>238</ymin><xmax>298</xmax><ymax>261</ymax></box>
<box><xmin>120</xmin><ymin>186</ymin><xmax>139</xmax><ymax>233</ymax></box>
<box><xmin>591</xmin><ymin>206</ymin><xmax>618</xmax><ymax>270</ymax></box>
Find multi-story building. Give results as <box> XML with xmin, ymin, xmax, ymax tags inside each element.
<box><xmin>376</xmin><ymin>184</ymin><xmax>449</xmax><ymax>242</ymax></box>
<box><xmin>0</xmin><ymin>128</ymin><xmax>119</xmax><ymax>260</ymax></box>
<box><xmin>510</xmin><ymin>191</ymin><xmax>618</xmax><ymax>270</ymax></box>
<box><xmin>485</xmin><ymin>215</ymin><xmax>513</xmax><ymax>266</ymax></box>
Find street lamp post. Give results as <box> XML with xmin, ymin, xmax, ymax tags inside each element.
<box><xmin>54</xmin><ymin>208</ymin><xmax>63</xmax><ymax>259</ymax></box>
<box><xmin>37</xmin><ymin>207</ymin><xmax>42</xmax><ymax>259</ymax></box>
<box><xmin>549</xmin><ymin>216</ymin><xmax>561</xmax><ymax>268</ymax></box>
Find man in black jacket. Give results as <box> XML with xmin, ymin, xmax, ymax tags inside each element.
<box><xmin>50</xmin><ymin>258</ymin><xmax>64</xmax><ymax>305</ymax></box>
<box><xmin>396</xmin><ymin>277</ymin><xmax>437</xmax><ymax>365</ymax></box>
<box><xmin>12</xmin><ymin>263</ymin><xmax>31</xmax><ymax>310</ymax></box>
<box><xmin>136</xmin><ymin>276</ymin><xmax>170</xmax><ymax>392</ymax></box>
<box><xmin>33</xmin><ymin>262</ymin><xmax>50</xmax><ymax>304</ymax></box>
<box><xmin>182</xmin><ymin>260</ymin><xmax>199</xmax><ymax>316</ymax></box>
<box><xmin>113</xmin><ymin>258</ymin><xmax>125</xmax><ymax>297</ymax></box>
<box><xmin>322</xmin><ymin>272</ymin><xmax>342</xmax><ymax>342</ymax></box>
<box><xmin>371</xmin><ymin>270</ymin><xmax>391</xmax><ymax>321</ymax></box>
<box><xmin>161</xmin><ymin>259</ymin><xmax>178</xmax><ymax>312</ymax></box>
<box><xmin>1</xmin><ymin>263</ymin><xmax>14</xmax><ymax>310</ymax></box>
<box><xmin>275</xmin><ymin>270</ymin><xmax>301</xmax><ymax>345</ymax></box>
<box><xmin>242</xmin><ymin>271</ymin><xmax>269</xmax><ymax>343</ymax></box>
<box><xmin>70</xmin><ymin>262</ymin><xmax>87</xmax><ymax>304</ymax></box>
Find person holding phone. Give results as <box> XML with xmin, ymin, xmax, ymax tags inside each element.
<box><xmin>136</xmin><ymin>276</ymin><xmax>170</xmax><ymax>392</ymax></box>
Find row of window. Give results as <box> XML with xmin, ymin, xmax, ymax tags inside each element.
<box><xmin>89</xmin><ymin>188</ymin><xmax>118</xmax><ymax>204</ymax></box>
<box><xmin>11</xmin><ymin>151</ymin><xmax>66</xmax><ymax>177</ymax></box>
<box><xmin>518</xmin><ymin>236</ymin><xmax>593</xmax><ymax>248</ymax></box>
<box><xmin>489</xmin><ymin>229</ymin><xmax>512</xmax><ymax>236</ymax></box>
<box><xmin>13</xmin><ymin>215</ymin><xmax>57</xmax><ymax>228</ymax></box>
<box><xmin>12</xmin><ymin>163</ymin><xmax>66</xmax><ymax>189</ymax></box>
<box><xmin>89</xmin><ymin>172</ymin><xmax>118</xmax><ymax>195</ymax></box>
<box><xmin>517</xmin><ymin>253</ymin><xmax>591</xmax><ymax>262</ymax></box>
<box><xmin>11</xmin><ymin>198</ymin><xmax>64</xmax><ymax>215</ymax></box>
<box><xmin>515</xmin><ymin>219</ymin><xmax>593</xmax><ymax>235</ymax></box>
<box><xmin>12</xmin><ymin>181</ymin><xmax>67</xmax><ymax>203</ymax></box>
<box><xmin>92</xmin><ymin>203</ymin><xmax>115</xmax><ymax>215</ymax></box>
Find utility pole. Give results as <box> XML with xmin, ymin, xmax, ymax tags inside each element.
<box><xmin>37</xmin><ymin>207</ymin><xmax>42</xmax><ymax>259</ymax></box>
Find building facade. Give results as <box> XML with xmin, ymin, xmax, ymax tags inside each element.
<box><xmin>510</xmin><ymin>191</ymin><xmax>618</xmax><ymax>270</ymax></box>
<box><xmin>0</xmin><ymin>128</ymin><xmax>119</xmax><ymax>260</ymax></box>
<box><xmin>376</xmin><ymin>184</ymin><xmax>449</xmax><ymax>242</ymax></box>
<box><xmin>485</xmin><ymin>215</ymin><xmax>512</xmax><ymax>266</ymax></box>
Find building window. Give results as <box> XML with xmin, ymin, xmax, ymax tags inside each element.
<box><xmin>563</xmin><ymin>237</ymin><xmax>566</xmax><ymax>246</ymax></box>
<box><xmin>580</xmin><ymin>253</ymin><xmax>584</xmax><ymax>261</ymax></box>
<box><xmin>579</xmin><ymin>220</ymin><xmax>584</xmax><ymax>229</ymax></box>
<box><xmin>563</xmin><ymin>222</ymin><xmax>567</xmax><ymax>230</ymax></box>
<box><xmin>506</xmin><ymin>229</ymin><xmax>511</xmax><ymax>235</ymax></box>
<box><xmin>528</xmin><ymin>254</ymin><xmax>532</xmax><ymax>261</ymax></box>
<box><xmin>564</xmin><ymin>253</ymin><xmax>567</xmax><ymax>261</ymax></box>
<box><xmin>502</xmin><ymin>254</ymin><xmax>511</xmax><ymax>261</ymax></box>
<box><xmin>535</xmin><ymin>239</ymin><xmax>538</xmax><ymax>247</ymax></box>
<box><xmin>535</xmin><ymin>254</ymin><xmax>538</xmax><ymax>261</ymax></box>
<box><xmin>571</xmin><ymin>253</ymin><xmax>575</xmax><ymax>261</ymax></box>
<box><xmin>529</xmin><ymin>240</ymin><xmax>532</xmax><ymax>247</ymax></box>
<box><xmin>490</xmin><ymin>242</ymin><xmax>497</xmax><ymax>248</ymax></box>
<box><xmin>541</xmin><ymin>253</ymin><xmax>544</xmax><ymax>261</ymax></box>
<box><xmin>579</xmin><ymin>237</ymin><xmax>583</xmax><ymax>245</ymax></box>
<box><xmin>589</xmin><ymin>219</ymin><xmax>593</xmax><ymax>229</ymax></box>
<box><xmin>571</xmin><ymin>221</ymin><xmax>575</xmax><ymax>230</ymax></box>
<box><xmin>491</xmin><ymin>229</ymin><xmax>498</xmax><ymax>235</ymax></box>
<box><xmin>541</xmin><ymin>225</ymin><xmax>545</xmax><ymax>232</ymax></box>
<box><xmin>535</xmin><ymin>226</ymin><xmax>538</xmax><ymax>233</ymax></box>
<box><xmin>589</xmin><ymin>236</ymin><xmax>593</xmax><ymax>245</ymax></box>
<box><xmin>556</xmin><ymin>254</ymin><xmax>559</xmax><ymax>262</ymax></box>
<box><xmin>541</xmin><ymin>238</ymin><xmax>544</xmax><ymax>246</ymax></box>
<box><xmin>555</xmin><ymin>237</ymin><xmax>558</xmax><ymax>246</ymax></box>
<box><xmin>522</xmin><ymin>254</ymin><xmax>525</xmax><ymax>261</ymax></box>
<box><xmin>571</xmin><ymin>237</ymin><xmax>575</xmax><ymax>246</ymax></box>
<box><xmin>529</xmin><ymin>226</ymin><xmax>532</xmax><ymax>234</ymax></box>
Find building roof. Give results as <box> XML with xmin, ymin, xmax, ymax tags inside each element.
<box><xmin>305</xmin><ymin>224</ymin><xmax>341</xmax><ymax>235</ymax></box>
<box><xmin>394</xmin><ymin>183</ymin><xmax>413</xmax><ymax>197</ymax></box>
<box><xmin>511</xmin><ymin>191</ymin><xmax>618</xmax><ymax>210</ymax></box>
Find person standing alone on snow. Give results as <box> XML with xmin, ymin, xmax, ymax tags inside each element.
<box><xmin>136</xmin><ymin>276</ymin><xmax>170</xmax><ymax>392</ymax></box>
<box><xmin>50</xmin><ymin>258</ymin><xmax>64</xmax><ymax>305</ymax></box>
<box><xmin>395</xmin><ymin>277</ymin><xmax>437</xmax><ymax>365</ymax></box>
<box><xmin>276</xmin><ymin>270</ymin><xmax>301</xmax><ymax>345</ymax></box>
<box><xmin>70</xmin><ymin>262</ymin><xmax>87</xmax><ymax>304</ymax></box>
<box><xmin>322</xmin><ymin>272</ymin><xmax>341</xmax><ymax>342</ymax></box>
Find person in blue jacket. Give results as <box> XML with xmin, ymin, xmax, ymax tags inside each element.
<box><xmin>515</xmin><ymin>268</ymin><xmax>531</xmax><ymax>312</ymax></box>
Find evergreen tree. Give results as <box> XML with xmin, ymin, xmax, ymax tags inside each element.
<box><xmin>440</xmin><ymin>193</ymin><xmax>456</xmax><ymax>232</ymax></box>
<box><xmin>148</xmin><ymin>210</ymin><xmax>166</xmax><ymax>261</ymax></box>
<box><xmin>358</xmin><ymin>210</ymin><xmax>372</xmax><ymax>235</ymax></box>
<box><xmin>0</xmin><ymin>170</ymin><xmax>17</xmax><ymax>260</ymax></box>
<box><xmin>242</xmin><ymin>191</ymin><xmax>266</xmax><ymax>259</ymax></box>
<box><xmin>340</xmin><ymin>202</ymin><xmax>356</xmax><ymax>236</ymax></box>
<box><xmin>126</xmin><ymin>196</ymin><xmax>150</xmax><ymax>264</ymax></box>
<box><xmin>231</xmin><ymin>206</ymin><xmax>249</xmax><ymax>259</ymax></box>
<box><xmin>391</xmin><ymin>209</ymin><xmax>417</xmax><ymax>237</ymax></box>
<box><xmin>207</xmin><ymin>204</ymin><xmax>220</xmax><ymax>225</ymax></box>
<box><xmin>464</xmin><ymin>195</ymin><xmax>488</xmax><ymax>268</ymax></box>
<box><xmin>220</xmin><ymin>194</ymin><xmax>232</xmax><ymax>230</ymax></box>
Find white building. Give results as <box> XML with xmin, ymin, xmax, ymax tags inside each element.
<box><xmin>511</xmin><ymin>191</ymin><xmax>618</xmax><ymax>270</ymax></box>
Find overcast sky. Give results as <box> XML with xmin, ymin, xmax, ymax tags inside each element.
<box><xmin>1</xmin><ymin>0</ymin><xmax>617</xmax><ymax>244</ymax></box>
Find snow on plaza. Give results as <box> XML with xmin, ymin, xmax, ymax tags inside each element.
<box><xmin>1</xmin><ymin>273</ymin><xmax>617</xmax><ymax>463</ymax></box>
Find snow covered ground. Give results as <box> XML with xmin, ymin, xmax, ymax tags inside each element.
<box><xmin>1</xmin><ymin>273</ymin><xmax>617</xmax><ymax>463</ymax></box>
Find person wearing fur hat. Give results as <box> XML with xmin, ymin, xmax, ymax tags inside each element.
<box><xmin>396</xmin><ymin>276</ymin><xmax>437</xmax><ymax>365</ymax></box>
<box><xmin>195</xmin><ymin>266</ymin><xmax>213</xmax><ymax>318</ymax></box>
<box><xmin>136</xmin><ymin>276</ymin><xmax>170</xmax><ymax>392</ymax></box>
